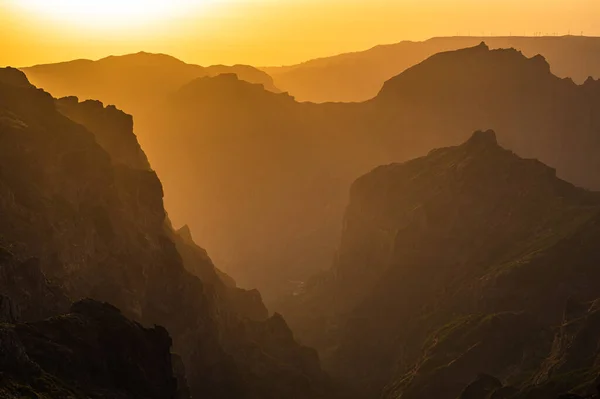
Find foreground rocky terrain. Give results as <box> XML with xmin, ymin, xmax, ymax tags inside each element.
<box><xmin>282</xmin><ymin>130</ymin><xmax>600</xmax><ymax>399</ymax></box>
<box><xmin>0</xmin><ymin>296</ymin><xmax>178</xmax><ymax>399</ymax></box>
<box><xmin>0</xmin><ymin>67</ymin><xmax>327</xmax><ymax>398</ymax></box>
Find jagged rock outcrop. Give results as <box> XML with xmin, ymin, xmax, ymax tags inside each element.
<box><xmin>0</xmin><ymin>299</ymin><xmax>178</xmax><ymax>399</ymax></box>
<box><xmin>284</xmin><ymin>130</ymin><xmax>600</xmax><ymax>399</ymax></box>
<box><xmin>0</xmin><ymin>67</ymin><xmax>328</xmax><ymax>398</ymax></box>
<box><xmin>56</xmin><ymin>96</ymin><xmax>151</xmax><ymax>170</ymax></box>
<box><xmin>172</xmin><ymin>223</ymin><xmax>269</xmax><ymax>321</ymax></box>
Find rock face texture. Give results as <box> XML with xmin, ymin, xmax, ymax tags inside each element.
<box><xmin>283</xmin><ymin>130</ymin><xmax>600</xmax><ymax>399</ymax></box>
<box><xmin>0</xmin><ymin>299</ymin><xmax>178</xmax><ymax>399</ymax></box>
<box><xmin>0</xmin><ymin>67</ymin><xmax>327</xmax><ymax>399</ymax></box>
<box><xmin>0</xmin><ymin>246</ymin><xmax>70</xmax><ymax>321</ymax></box>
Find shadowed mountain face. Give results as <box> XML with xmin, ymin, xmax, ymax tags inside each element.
<box><xmin>21</xmin><ymin>52</ymin><xmax>280</xmax><ymax>116</ymax></box>
<box><xmin>0</xmin><ymin>67</ymin><xmax>328</xmax><ymax>399</ymax></box>
<box><xmin>263</xmin><ymin>36</ymin><xmax>600</xmax><ymax>102</ymax></box>
<box><xmin>282</xmin><ymin>130</ymin><xmax>600</xmax><ymax>399</ymax></box>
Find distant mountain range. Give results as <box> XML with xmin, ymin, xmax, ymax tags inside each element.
<box><xmin>20</xmin><ymin>43</ymin><xmax>600</xmax><ymax>308</ymax></box>
<box><xmin>147</xmin><ymin>43</ymin><xmax>600</xmax><ymax>303</ymax></box>
<box><xmin>22</xmin><ymin>51</ymin><xmax>280</xmax><ymax>115</ymax></box>
<box><xmin>263</xmin><ymin>36</ymin><xmax>600</xmax><ymax>102</ymax></box>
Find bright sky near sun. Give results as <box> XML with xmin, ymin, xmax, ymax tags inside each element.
<box><xmin>0</xmin><ymin>0</ymin><xmax>598</xmax><ymax>67</ymax></box>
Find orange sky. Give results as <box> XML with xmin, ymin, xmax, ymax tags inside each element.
<box><xmin>0</xmin><ymin>0</ymin><xmax>598</xmax><ymax>67</ymax></box>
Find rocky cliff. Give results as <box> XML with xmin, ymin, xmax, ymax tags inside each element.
<box><xmin>284</xmin><ymin>130</ymin><xmax>600</xmax><ymax>398</ymax></box>
<box><xmin>0</xmin><ymin>299</ymin><xmax>178</xmax><ymax>399</ymax></box>
<box><xmin>0</xmin><ymin>67</ymin><xmax>327</xmax><ymax>398</ymax></box>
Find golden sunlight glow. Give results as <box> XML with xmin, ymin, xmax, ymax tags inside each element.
<box><xmin>15</xmin><ymin>0</ymin><xmax>207</xmax><ymax>28</ymax></box>
<box><xmin>1</xmin><ymin>0</ymin><xmax>598</xmax><ymax>67</ymax></box>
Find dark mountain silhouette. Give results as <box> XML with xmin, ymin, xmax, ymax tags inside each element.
<box><xmin>282</xmin><ymin>130</ymin><xmax>600</xmax><ymax>399</ymax></box>
<box><xmin>0</xmin><ymin>67</ymin><xmax>327</xmax><ymax>399</ymax></box>
<box><xmin>0</xmin><ymin>297</ymin><xmax>179</xmax><ymax>399</ymax></box>
<box><xmin>21</xmin><ymin>51</ymin><xmax>280</xmax><ymax>116</ymax></box>
<box><xmin>263</xmin><ymin>35</ymin><xmax>600</xmax><ymax>102</ymax></box>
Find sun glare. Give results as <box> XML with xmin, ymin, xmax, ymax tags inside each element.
<box><xmin>15</xmin><ymin>0</ymin><xmax>207</xmax><ymax>28</ymax></box>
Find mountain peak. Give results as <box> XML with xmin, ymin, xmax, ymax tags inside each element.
<box><xmin>0</xmin><ymin>67</ymin><xmax>32</xmax><ymax>88</ymax></box>
<box><xmin>377</xmin><ymin>44</ymin><xmax>554</xmax><ymax>100</ymax></box>
<box><xmin>98</xmin><ymin>51</ymin><xmax>186</xmax><ymax>67</ymax></box>
<box><xmin>465</xmin><ymin>129</ymin><xmax>498</xmax><ymax>147</ymax></box>
<box><xmin>174</xmin><ymin>73</ymin><xmax>293</xmax><ymax>104</ymax></box>
<box><xmin>177</xmin><ymin>224</ymin><xmax>194</xmax><ymax>243</ymax></box>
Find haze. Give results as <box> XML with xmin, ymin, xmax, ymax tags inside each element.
<box><xmin>4</xmin><ymin>0</ymin><xmax>600</xmax><ymax>398</ymax></box>
<box><xmin>1</xmin><ymin>0</ymin><xmax>598</xmax><ymax>67</ymax></box>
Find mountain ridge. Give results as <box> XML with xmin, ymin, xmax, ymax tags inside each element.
<box><xmin>20</xmin><ymin>51</ymin><xmax>281</xmax><ymax>117</ymax></box>
<box><xmin>281</xmin><ymin>130</ymin><xmax>600</xmax><ymax>399</ymax></box>
<box><xmin>263</xmin><ymin>35</ymin><xmax>600</xmax><ymax>102</ymax></box>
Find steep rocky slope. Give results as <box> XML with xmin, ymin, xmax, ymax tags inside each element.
<box><xmin>263</xmin><ymin>35</ymin><xmax>600</xmax><ymax>102</ymax></box>
<box><xmin>0</xmin><ymin>67</ymin><xmax>327</xmax><ymax>398</ymax></box>
<box><xmin>282</xmin><ymin>130</ymin><xmax>600</xmax><ymax>399</ymax></box>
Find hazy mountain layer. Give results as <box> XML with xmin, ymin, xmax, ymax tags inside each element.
<box><xmin>138</xmin><ymin>43</ymin><xmax>600</xmax><ymax>304</ymax></box>
<box><xmin>0</xmin><ymin>67</ymin><xmax>327</xmax><ymax>399</ymax></box>
<box><xmin>283</xmin><ymin>130</ymin><xmax>600</xmax><ymax>399</ymax></box>
<box><xmin>263</xmin><ymin>35</ymin><xmax>600</xmax><ymax>102</ymax></box>
<box><xmin>19</xmin><ymin>43</ymin><xmax>600</xmax><ymax>308</ymax></box>
<box><xmin>21</xmin><ymin>52</ymin><xmax>280</xmax><ymax>116</ymax></box>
